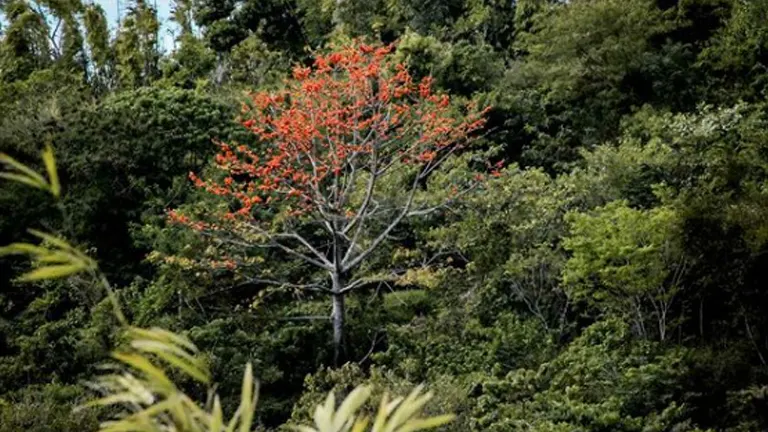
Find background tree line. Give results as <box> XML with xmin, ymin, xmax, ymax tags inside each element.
<box><xmin>2</xmin><ymin>0</ymin><xmax>768</xmax><ymax>431</ymax></box>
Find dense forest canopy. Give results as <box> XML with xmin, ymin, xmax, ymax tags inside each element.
<box><xmin>2</xmin><ymin>0</ymin><xmax>768</xmax><ymax>430</ymax></box>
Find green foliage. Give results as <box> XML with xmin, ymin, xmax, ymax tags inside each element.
<box><xmin>428</xmin><ymin>167</ymin><xmax>572</xmax><ymax>331</ymax></box>
<box><xmin>474</xmin><ymin>319</ymin><xmax>701</xmax><ymax>432</ymax></box>
<box><xmin>291</xmin><ymin>364</ymin><xmax>470</xmax><ymax>432</ymax></box>
<box><xmin>3</xmin><ymin>0</ymin><xmax>768</xmax><ymax>430</ymax></box>
<box><xmin>115</xmin><ymin>0</ymin><xmax>162</xmax><ymax>89</ymax></box>
<box><xmin>394</xmin><ymin>30</ymin><xmax>504</xmax><ymax>96</ymax></box>
<box><xmin>1</xmin><ymin>145</ymin><xmax>455</xmax><ymax>432</ymax></box>
<box><xmin>0</xmin><ymin>1</ymin><xmax>52</xmax><ymax>82</ymax></box>
<box><xmin>698</xmin><ymin>0</ymin><xmax>768</xmax><ymax>102</ymax></box>
<box><xmin>225</xmin><ymin>35</ymin><xmax>289</xmax><ymax>89</ymax></box>
<box><xmin>563</xmin><ymin>201</ymin><xmax>686</xmax><ymax>340</ymax></box>
<box><xmin>0</xmin><ymin>384</ymin><xmax>99</xmax><ymax>432</ymax></box>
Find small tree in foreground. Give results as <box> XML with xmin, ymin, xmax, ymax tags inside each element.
<box><xmin>169</xmin><ymin>42</ymin><xmax>490</xmax><ymax>361</ymax></box>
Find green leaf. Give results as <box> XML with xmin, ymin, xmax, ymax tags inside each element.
<box><xmin>239</xmin><ymin>362</ymin><xmax>257</xmax><ymax>432</ymax></box>
<box><xmin>42</xmin><ymin>144</ymin><xmax>61</xmax><ymax>198</ymax></box>
<box><xmin>397</xmin><ymin>414</ymin><xmax>456</xmax><ymax>432</ymax></box>
<box><xmin>28</xmin><ymin>229</ymin><xmax>81</xmax><ymax>254</ymax></box>
<box><xmin>18</xmin><ymin>264</ymin><xmax>86</xmax><ymax>281</ymax></box>
<box><xmin>112</xmin><ymin>351</ymin><xmax>175</xmax><ymax>393</ymax></box>
<box><xmin>130</xmin><ymin>339</ymin><xmax>210</xmax><ymax>384</ymax></box>
<box><xmin>0</xmin><ymin>153</ymin><xmax>47</xmax><ymax>185</ymax></box>
<box><xmin>0</xmin><ymin>172</ymin><xmax>48</xmax><ymax>190</ymax></box>
<box><xmin>210</xmin><ymin>396</ymin><xmax>224</xmax><ymax>432</ymax></box>
<box><xmin>334</xmin><ymin>386</ymin><xmax>371</xmax><ymax>430</ymax></box>
<box><xmin>128</xmin><ymin>326</ymin><xmax>200</xmax><ymax>353</ymax></box>
<box><xmin>0</xmin><ymin>243</ymin><xmax>50</xmax><ymax>257</ymax></box>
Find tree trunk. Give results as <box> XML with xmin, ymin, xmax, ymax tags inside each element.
<box><xmin>331</xmin><ymin>271</ymin><xmax>345</xmax><ymax>365</ymax></box>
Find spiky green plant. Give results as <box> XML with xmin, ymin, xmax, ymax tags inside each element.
<box><xmin>1</xmin><ymin>146</ymin><xmax>455</xmax><ymax>432</ymax></box>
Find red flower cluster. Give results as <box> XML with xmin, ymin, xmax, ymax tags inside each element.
<box><xmin>184</xmin><ymin>41</ymin><xmax>489</xmax><ymax>221</ymax></box>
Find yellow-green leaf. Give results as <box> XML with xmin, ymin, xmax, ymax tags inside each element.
<box><xmin>0</xmin><ymin>172</ymin><xmax>48</xmax><ymax>190</ymax></box>
<box><xmin>0</xmin><ymin>243</ymin><xmax>50</xmax><ymax>257</ymax></box>
<box><xmin>0</xmin><ymin>153</ymin><xmax>47</xmax><ymax>184</ymax></box>
<box><xmin>128</xmin><ymin>327</ymin><xmax>200</xmax><ymax>353</ymax></box>
<box><xmin>130</xmin><ymin>340</ymin><xmax>210</xmax><ymax>384</ymax></box>
<box><xmin>239</xmin><ymin>362</ymin><xmax>257</xmax><ymax>432</ymax></box>
<box><xmin>351</xmin><ymin>417</ymin><xmax>370</xmax><ymax>432</ymax></box>
<box><xmin>396</xmin><ymin>414</ymin><xmax>455</xmax><ymax>432</ymax></box>
<box><xmin>42</xmin><ymin>144</ymin><xmax>60</xmax><ymax>198</ymax></box>
<box><xmin>210</xmin><ymin>396</ymin><xmax>224</xmax><ymax>432</ymax></box>
<box><xmin>28</xmin><ymin>229</ymin><xmax>80</xmax><ymax>253</ymax></box>
<box><xmin>112</xmin><ymin>352</ymin><xmax>174</xmax><ymax>393</ymax></box>
<box><xmin>334</xmin><ymin>386</ymin><xmax>371</xmax><ymax>430</ymax></box>
<box><xmin>18</xmin><ymin>264</ymin><xmax>86</xmax><ymax>281</ymax></box>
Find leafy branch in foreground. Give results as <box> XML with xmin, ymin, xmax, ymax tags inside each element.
<box><xmin>0</xmin><ymin>143</ymin><xmax>60</xmax><ymax>198</ymax></box>
<box><xmin>1</xmin><ymin>144</ymin><xmax>455</xmax><ymax>431</ymax></box>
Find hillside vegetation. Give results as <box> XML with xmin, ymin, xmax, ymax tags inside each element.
<box><xmin>2</xmin><ymin>0</ymin><xmax>768</xmax><ymax>430</ymax></box>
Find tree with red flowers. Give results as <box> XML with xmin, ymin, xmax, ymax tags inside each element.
<box><xmin>170</xmin><ymin>42</ymin><xmax>490</xmax><ymax>362</ymax></box>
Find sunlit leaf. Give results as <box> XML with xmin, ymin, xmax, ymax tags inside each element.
<box><xmin>396</xmin><ymin>414</ymin><xmax>455</xmax><ymax>432</ymax></box>
<box><xmin>128</xmin><ymin>326</ymin><xmax>200</xmax><ymax>354</ymax></box>
<box><xmin>112</xmin><ymin>352</ymin><xmax>174</xmax><ymax>393</ymax></box>
<box><xmin>0</xmin><ymin>172</ymin><xmax>48</xmax><ymax>190</ymax></box>
<box><xmin>239</xmin><ymin>362</ymin><xmax>257</xmax><ymax>432</ymax></box>
<box><xmin>18</xmin><ymin>264</ymin><xmax>86</xmax><ymax>281</ymax></box>
<box><xmin>0</xmin><ymin>152</ymin><xmax>47</xmax><ymax>185</ymax></box>
<box><xmin>130</xmin><ymin>340</ymin><xmax>210</xmax><ymax>384</ymax></box>
<box><xmin>334</xmin><ymin>386</ymin><xmax>371</xmax><ymax>431</ymax></box>
<box><xmin>0</xmin><ymin>242</ymin><xmax>50</xmax><ymax>257</ymax></box>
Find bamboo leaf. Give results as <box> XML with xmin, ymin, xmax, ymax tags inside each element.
<box><xmin>315</xmin><ymin>391</ymin><xmax>335</xmax><ymax>432</ymax></box>
<box><xmin>386</xmin><ymin>387</ymin><xmax>431</xmax><ymax>432</ymax></box>
<box><xmin>350</xmin><ymin>417</ymin><xmax>370</xmax><ymax>432</ymax></box>
<box><xmin>112</xmin><ymin>352</ymin><xmax>174</xmax><ymax>393</ymax></box>
<box><xmin>334</xmin><ymin>386</ymin><xmax>371</xmax><ymax>430</ymax></box>
<box><xmin>0</xmin><ymin>243</ymin><xmax>50</xmax><ymax>257</ymax></box>
<box><xmin>291</xmin><ymin>426</ymin><xmax>318</xmax><ymax>432</ymax></box>
<box><xmin>42</xmin><ymin>144</ymin><xmax>61</xmax><ymax>198</ymax></box>
<box><xmin>131</xmin><ymin>339</ymin><xmax>210</xmax><ymax>384</ymax></box>
<box><xmin>395</xmin><ymin>415</ymin><xmax>455</xmax><ymax>432</ymax></box>
<box><xmin>372</xmin><ymin>394</ymin><xmax>393</xmax><ymax>432</ymax></box>
<box><xmin>210</xmin><ymin>396</ymin><xmax>224</xmax><ymax>432</ymax></box>
<box><xmin>289</xmin><ymin>425</ymin><xmax>319</xmax><ymax>432</ymax></box>
<box><xmin>28</xmin><ymin>229</ymin><xmax>81</xmax><ymax>254</ymax></box>
<box><xmin>18</xmin><ymin>264</ymin><xmax>86</xmax><ymax>281</ymax></box>
<box><xmin>80</xmin><ymin>392</ymin><xmax>144</xmax><ymax>409</ymax></box>
<box><xmin>239</xmin><ymin>362</ymin><xmax>257</xmax><ymax>432</ymax></box>
<box><xmin>128</xmin><ymin>326</ymin><xmax>199</xmax><ymax>353</ymax></box>
<box><xmin>0</xmin><ymin>172</ymin><xmax>48</xmax><ymax>190</ymax></box>
<box><xmin>37</xmin><ymin>251</ymin><xmax>82</xmax><ymax>264</ymax></box>
<box><xmin>225</xmin><ymin>404</ymin><xmax>243</xmax><ymax>432</ymax></box>
<box><xmin>0</xmin><ymin>153</ymin><xmax>47</xmax><ymax>185</ymax></box>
